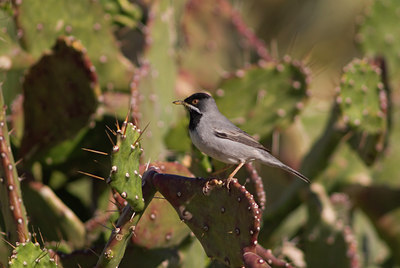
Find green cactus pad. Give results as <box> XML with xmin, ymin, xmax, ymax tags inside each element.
<box><xmin>215</xmin><ymin>59</ymin><xmax>309</xmax><ymax>138</ymax></box>
<box><xmin>99</xmin><ymin>0</ymin><xmax>142</xmax><ymax>28</ymax></box>
<box><xmin>337</xmin><ymin>58</ymin><xmax>388</xmax><ymax>165</ymax></box>
<box><xmin>304</xmin><ymin>184</ymin><xmax>359</xmax><ymax>268</ymax></box>
<box><xmin>138</xmin><ymin>0</ymin><xmax>178</xmax><ymax>160</ymax></box>
<box><xmin>97</xmin><ymin>169</ymin><xmax>158</xmax><ymax>267</ymax></box>
<box><xmin>8</xmin><ymin>242</ymin><xmax>57</xmax><ymax>267</ymax></box>
<box><xmin>150</xmin><ymin>174</ymin><xmax>261</xmax><ymax>267</ymax></box>
<box><xmin>13</xmin><ymin>0</ymin><xmax>134</xmax><ymax>91</ymax></box>
<box><xmin>348</xmin><ymin>185</ymin><xmax>400</xmax><ymax>264</ymax></box>
<box><xmin>21</xmin><ymin>181</ymin><xmax>85</xmax><ymax>248</ymax></box>
<box><xmin>108</xmin><ymin>122</ymin><xmax>144</xmax><ymax>211</ymax></box>
<box><xmin>20</xmin><ymin>36</ymin><xmax>99</xmax><ymax>160</ymax></box>
<box><xmin>179</xmin><ymin>0</ymin><xmax>260</xmax><ymax>89</ymax></box>
<box><xmin>338</xmin><ymin>58</ymin><xmax>386</xmax><ymax>132</ymax></box>
<box><xmin>133</xmin><ymin>162</ymin><xmax>192</xmax><ymax>249</ymax></box>
<box><xmin>356</xmin><ymin>0</ymin><xmax>400</xmax><ymax>86</ymax></box>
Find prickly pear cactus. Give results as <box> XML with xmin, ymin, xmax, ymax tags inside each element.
<box><xmin>356</xmin><ymin>0</ymin><xmax>400</xmax><ymax>86</ymax></box>
<box><xmin>0</xmin><ymin>86</ymin><xmax>29</xmax><ymax>245</ymax></box>
<box><xmin>133</xmin><ymin>162</ymin><xmax>192</xmax><ymax>248</ymax></box>
<box><xmin>179</xmin><ymin>0</ymin><xmax>261</xmax><ymax>89</ymax></box>
<box><xmin>336</xmin><ymin>58</ymin><xmax>388</xmax><ymax>165</ymax></box>
<box><xmin>304</xmin><ymin>184</ymin><xmax>359</xmax><ymax>268</ymax></box>
<box><xmin>22</xmin><ymin>181</ymin><xmax>85</xmax><ymax>248</ymax></box>
<box><xmin>20</xmin><ymin>36</ymin><xmax>99</xmax><ymax>160</ymax></box>
<box><xmin>99</xmin><ymin>0</ymin><xmax>142</xmax><ymax>28</ymax></box>
<box><xmin>13</xmin><ymin>0</ymin><xmax>134</xmax><ymax>91</ymax></box>
<box><xmin>138</xmin><ymin>0</ymin><xmax>178</xmax><ymax>160</ymax></box>
<box><xmin>215</xmin><ymin>58</ymin><xmax>310</xmax><ymax>138</ymax></box>
<box><xmin>108</xmin><ymin>120</ymin><xmax>145</xmax><ymax>211</ymax></box>
<box><xmin>97</xmin><ymin>169</ymin><xmax>158</xmax><ymax>268</ymax></box>
<box><xmin>8</xmin><ymin>242</ymin><xmax>58</xmax><ymax>267</ymax></box>
<box><xmin>149</xmin><ymin>172</ymin><xmax>261</xmax><ymax>267</ymax></box>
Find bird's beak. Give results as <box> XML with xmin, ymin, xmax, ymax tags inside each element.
<box><xmin>173</xmin><ymin>100</ymin><xmax>185</xmax><ymax>106</ymax></box>
<box><xmin>173</xmin><ymin>99</ymin><xmax>201</xmax><ymax>114</ymax></box>
<box><xmin>173</xmin><ymin>100</ymin><xmax>191</xmax><ymax>109</ymax></box>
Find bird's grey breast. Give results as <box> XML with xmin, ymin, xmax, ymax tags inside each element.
<box><xmin>189</xmin><ymin>115</ymin><xmax>253</xmax><ymax>164</ymax></box>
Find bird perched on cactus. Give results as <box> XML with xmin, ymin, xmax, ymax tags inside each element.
<box><xmin>173</xmin><ymin>92</ymin><xmax>310</xmax><ymax>186</ymax></box>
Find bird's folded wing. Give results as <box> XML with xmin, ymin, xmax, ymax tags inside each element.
<box><xmin>214</xmin><ymin>129</ymin><xmax>271</xmax><ymax>153</ymax></box>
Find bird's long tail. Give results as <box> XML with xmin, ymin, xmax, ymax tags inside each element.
<box><xmin>260</xmin><ymin>152</ymin><xmax>310</xmax><ymax>184</ymax></box>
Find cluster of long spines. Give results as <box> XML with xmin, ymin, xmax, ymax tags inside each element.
<box><xmin>108</xmin><ymin>120</ymin><xmax>145</xmax><ymax>211</ymax></box>
<box><xmin>146</xmin><ymin>169</ymin><xmax>261</xmax><ymax>267</ymax></box>
<box><xmin>12</xmin><ymin>0</ymin><xmax>134</xmax><ymax>91</ymax></box>
<box><xmin>215</xmin><ymin>56</ymin><xmax>310</xmax><ymax>138</ymax></box>
<box><xmin>8</xmin><ymin>241</ymin><xmax>57</xmax><ymax>267</ymax></box>
<box><xmin>0</xmin><ymin>87</ymin><xmax>29</xmax><ymax>244</ymax></box>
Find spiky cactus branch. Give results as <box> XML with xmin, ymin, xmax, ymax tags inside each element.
<box><xmin>0</xmin><ymin>86</ymin><xmax>29</xmax><ymax>244</ymax></box>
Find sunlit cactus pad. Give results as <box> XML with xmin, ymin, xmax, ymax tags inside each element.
<box><xmin>150</xmin><ymin>174</ymin><xmax>261</xmax><ymax>267</ymax></box>
<box><xmin>20</xmin><ymin>36</ymin><xmax>99</xmax><ymax>159</ymax></box>
<box><xmin>108</xmin><ymin>121</ymin><xmax>145</xmax><ymax>211</ymax></box>
<box><xmin>8</xmin><ymin>242</ymin><xmax>57</xmax><ymax>267</ymax></box>
<box><xmin>215</xmin><ymin>58</ymin><xmax>310</xmax><ymax>138</ymax></box>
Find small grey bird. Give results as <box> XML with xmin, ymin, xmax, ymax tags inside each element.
<box><xmin>173</xmin><ymin>92</ymin><xmax>310</xmax><ymax>185</ymax></box>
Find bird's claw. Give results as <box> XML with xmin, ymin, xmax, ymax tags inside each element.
<box><xmin>226</xmin><ymin>177</ymin><xmax>235</xmax><ymax>189</ymax></box>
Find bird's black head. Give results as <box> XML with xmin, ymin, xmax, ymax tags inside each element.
<box><xmin>183</xmin><ymin>93</ymin><xmax>213</xmax><ymax>113</ymax></box>
<box><xmin>173</xmin><ymin>92</ymin><xmax>217</xmax><ymax>130</ymax></box>
<box><xmin>173</xmin><ymin>92</ymin><xmax>215</xmax><ymax>114</ymax></box>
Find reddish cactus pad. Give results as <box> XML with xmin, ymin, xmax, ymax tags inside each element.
<box><xmin>150</xmin><ymin>173</ymin><xmax>261</xmax><ymax>267</ymax></box>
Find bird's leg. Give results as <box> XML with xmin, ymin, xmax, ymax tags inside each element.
<box><xmin>210</xmin><ymin>164</ymin><xmax>234</xmax><ymax>177</ymax></box>
<box><xmin>226</xmin><ymin>161</ymin><xmax>245</xmax><ymax>188</ymax></box>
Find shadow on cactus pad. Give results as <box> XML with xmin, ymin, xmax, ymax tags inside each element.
<box><xmin>20</xmin><ymin>36</ymin><xmax>100</xmax><ymax>162</ymax></box>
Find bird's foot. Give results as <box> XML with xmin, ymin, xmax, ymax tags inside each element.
<box><xmin>226</xmin><ymin>177</ymin><xmax>235</xmax><ymax>189</ymax></box>
<box><xmin>203</xmin><ymin>179</ymin><xmax>223</xmax><ymax>194</ymax></box>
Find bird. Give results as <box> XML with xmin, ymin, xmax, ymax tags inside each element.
<box><xmin>173</xmin><ymin>92</ymin><xmax>310</xmax><ymax>186</ymax></box>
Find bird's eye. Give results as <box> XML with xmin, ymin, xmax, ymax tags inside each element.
<box><xmin>192</xmin><ymin>99</ymin><xmax>199</xmax><ymax>105</ymax></box>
